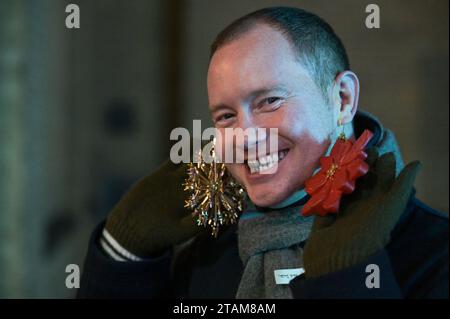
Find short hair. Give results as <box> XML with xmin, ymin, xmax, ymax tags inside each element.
<box><xmin>210</xmin><ymin>7</ymin><xmax>350</xmax><ymax>100</ymax></box>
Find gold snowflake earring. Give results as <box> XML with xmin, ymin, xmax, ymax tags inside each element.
<box><xmin>183</xmin><ymin>139</ymin><xmax>246</xmax><ymax>237</ymax></box>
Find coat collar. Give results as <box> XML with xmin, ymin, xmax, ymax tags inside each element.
<box><xmin>354</xmin><ymin>110</ymin><xmax>404</xmax><ymax>174</ymax></box>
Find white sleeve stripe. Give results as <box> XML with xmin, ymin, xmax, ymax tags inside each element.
<box><xmin>100</xmin><ymin>238</ymin><xmax>127</xmax><ymax>262</ymax></box>
<box><xmin>102</xmin><ymin>228</ymin><xmax>145</xmax><ymax>262</ymax></box>
<box><xmin>100</xmin><ymin>236</ymin><xmax>133</xmax><ymax>261</ymax></box>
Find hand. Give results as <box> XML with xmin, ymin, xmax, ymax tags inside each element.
<box><xmin>105</xmin><ymin>159</ymin><xmax>201</xmax><ymax>257</ymax></box>
<box><xmin>303</xmin><ymin>148</ymin><xmax>421</xmax><ymax>278</ymax></box>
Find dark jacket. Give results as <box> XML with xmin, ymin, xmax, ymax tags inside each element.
<box><xmin>78</xmin><ymin>112</ymin><xmax>449</xmax><ymax>299</ymax></box>
<box><xmin>78</xmin><ymin>194</ymin><xmax>448</xmax><ymax>299</ymax></box>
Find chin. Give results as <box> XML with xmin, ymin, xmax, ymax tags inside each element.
<box><xmin>248</xmin><ymin>193</ymin><xmax>283</xmax><ymax>207</ymax></box>
<box><xmin>226</xmin><ymin>150</ymin><xmax>303</xmax><ymax>208</ymax></box>
<box><xmin>245</xmin><ymin>182</ymin><xmax>294</xmax><ymax>208</ymax></box>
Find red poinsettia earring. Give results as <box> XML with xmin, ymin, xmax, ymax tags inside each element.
<box><xmin>301</xmin><ymin>116</ymin><xmax>373</xmax><ymax>217</ymax></box>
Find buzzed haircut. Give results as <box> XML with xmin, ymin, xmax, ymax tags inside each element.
<box><xmin>210</xmin><ymin>7</ymin><xmax>350</xmax><ymax>100</ymax></box>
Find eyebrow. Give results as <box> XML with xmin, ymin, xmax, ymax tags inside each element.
<box><xmin>248</xmin><ymin>84</ymin><xmax>291</xmax><ymax>100</ymax></box>
<box><xmin>209</xmin><ymin>84</ymin><xmax>291</xmax><ymax>113</ymax></box>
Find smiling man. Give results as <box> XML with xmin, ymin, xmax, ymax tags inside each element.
<box><xmin>208</xmin><ymin>21</ymin><xmax>350</xmax><ymax>207</ymax></box>
<box><xmin>78</xmin><ymin>7</ymin><xmax>448</xmax><ymax>299</ymax></box>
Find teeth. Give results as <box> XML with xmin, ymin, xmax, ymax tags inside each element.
<box><xmin>247</xmin><ymin>150</ymin><xmax>289</xmax><ymax>174</ymax></box>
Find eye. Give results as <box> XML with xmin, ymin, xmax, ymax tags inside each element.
<box><xmin>214</xmin><ymin>113</ymin><xmax>235</xmax><ymax>125</ymax></box>
<box><xmin>218</xmin><ymin>113</ymin><xmax>234</xmax><ymax>121</ymax></box>
<box><xmin>258</xmin><ymin>97</ymin><xmax>284</xmax><ymax>111</ymax></box>
<box><xmin>265</xmin><ymin>97</ymin><xmax>281</xmax><ymax>104</ymax></box>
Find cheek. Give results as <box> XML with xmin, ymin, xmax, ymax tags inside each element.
<box><xmin>283</xmin><ymin>102</ymin><xmax>332</xmax><ymax>144</ymax></box>
<box><xmin>215</xmin><ymin>129</ymin><xmax>225</xmax><ymax>160</ymax></box>
<box><xmin>215</xmin><ymin>128</ymin><xmax>233</xmax><ymax>162</ymax></box>
<box><xmin>225</xmin><ymin>163</ymin><xmax>245</xmax><ymax>184</ymax></box>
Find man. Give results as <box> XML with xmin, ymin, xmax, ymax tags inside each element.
<box><xmin>78</xmin><ymin>7</ymin><xmax>448</xmax><ymax>298</ymax></box>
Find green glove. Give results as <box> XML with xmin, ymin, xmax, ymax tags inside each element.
<box><xmin>303</xmin><ymin>147</ymin><xmax>421</xmax><ymax>278</ymax></box>
<box><xmin>105</xmin><ymin>159</ymin><xmax>201</xmax><ymax>257</ymax></box>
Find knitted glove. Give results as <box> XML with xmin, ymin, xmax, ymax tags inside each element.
<box><xmin>105</xmin><ymin>159</ymin><xmax>201</xmax><ymax>257</ymax></box>
<box><xmin>303</xmin><ymin>147</ymin><xmax>421</xmax><ymax>278</ymax></box>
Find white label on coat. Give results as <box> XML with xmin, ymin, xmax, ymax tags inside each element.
<box><xmin>274</xmin><ymin>268</ymin><xmax>305</xmax><ymax>285</ymax></box>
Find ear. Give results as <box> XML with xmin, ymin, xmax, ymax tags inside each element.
<box><xmin>330</xmin><ymin>71</ymin><xmax>360</xmax><ymax>125</ymax></box>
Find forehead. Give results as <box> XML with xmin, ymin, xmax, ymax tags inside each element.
<box><xmin>207</xmin><ymin>23</ymin><xmax>312</xmax><ymax>103</ymax></box>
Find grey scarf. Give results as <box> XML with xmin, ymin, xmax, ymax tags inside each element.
<box><xmin>236</xmin><ymin>203</ymin><xmax>313</xmax><ymax>298</ymax></box>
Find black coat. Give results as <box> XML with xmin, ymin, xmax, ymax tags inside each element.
<box><xmin>78</xmin><ymin>194</ymin><xmax>448</xmax><ymax>299</ymax></box>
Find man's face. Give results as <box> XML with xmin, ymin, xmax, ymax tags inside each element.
<box><xmin>207</xmin><ymin>24</ymin><xmax>334</xmax><ymax>207</ymax></box>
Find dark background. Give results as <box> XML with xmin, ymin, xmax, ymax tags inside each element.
<box><xmin>0</xmin><ymin>0</ymin><xmax>448</xmax><ymax>298</ymax></box>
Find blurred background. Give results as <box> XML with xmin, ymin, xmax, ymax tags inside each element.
<box><xmin>0</xmin><ymin>0</ymin><xmax>448</xmax><ymax>298</ymax></box>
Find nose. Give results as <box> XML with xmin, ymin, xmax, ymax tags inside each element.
<box><xmin>243</xmin><ymin>128</ymin><xmax>267</xmax><ymax>151</ymax></box>
<box><xmin>234</xmin><ymin>113</ymin><xmax>269</xmax><ymax>154</ymax></box>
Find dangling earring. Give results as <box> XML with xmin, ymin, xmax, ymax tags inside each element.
<box><xmin>301</xmin><ymin>114</ymin><xmax>374</xmax><ymax>217</ymax></box>
<box><xmin>337</xmin><ymin>114</ymin><xmax>346</xmax><ymax>140</ymax></box>
<box><xmin>183</xmin><ymin>139</ymin><xmax>246</xmax><ymax>237</ymax></box>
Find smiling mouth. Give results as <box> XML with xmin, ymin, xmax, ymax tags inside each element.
<box><xmin>245</xmin><ymin>149</ymin><xmax>289</xmax><ymax>174</ymax></box>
